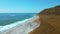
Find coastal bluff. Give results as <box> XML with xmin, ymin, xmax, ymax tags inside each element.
<box><xmin>29</xmin><ymin>5</ymin><xmax>60</xmax><ymax>34</ymax></box>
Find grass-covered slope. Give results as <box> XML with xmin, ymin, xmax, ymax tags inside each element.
<box><xmin>29</xmin><ymin>5</ymin><xmax>60</xmax><ymax>34</ymax></box>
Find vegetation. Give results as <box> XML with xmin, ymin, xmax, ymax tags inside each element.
<box><xmin>39</xmin><ymin>5</ymin><xmax>60</xmax><ymax>15</ymax></box>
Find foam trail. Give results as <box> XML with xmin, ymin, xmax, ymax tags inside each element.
<box><xmin>0</xmin><ymin>19</ymin><xmax>29</xmax><ymax>31</ymax></box>
<box><xmin>0</xmin><ymin>15</ymin><xmax>40</xmax><ymax>34</ymax></box>
<box><xmin>0</xmin><ymin>26</ymin><xmax>3</xmax><ymax>29</ymax></box>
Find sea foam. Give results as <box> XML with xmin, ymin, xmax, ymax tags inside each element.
<box><xmin>0</xmin><ymin>15</ymin><xmax>40</xmax><ymax>34</ymax></box>
<box><xmin>0</xmin><ymin>19</ymin><xmax>29</xmax><ymax>31</ymax></box>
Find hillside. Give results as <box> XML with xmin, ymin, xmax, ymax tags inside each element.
<box><xmin>39</xmin><ymin>5</ymin><xmax>60</xmax><ymax>15</ymax></box>
<box><xmin>29</xmin><ymin>5</ymin><xmax>60</xmax><ymax>34</ymax></box>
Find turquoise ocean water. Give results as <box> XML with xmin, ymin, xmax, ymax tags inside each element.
<box><xmin>0</xmin><ymin>13</ymin><xmax>36</xmax><ymax>26</ymax></box>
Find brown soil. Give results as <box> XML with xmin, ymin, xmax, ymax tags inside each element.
<box><xmin>29</xmin><ymin>5</ymin><xmax>60</xmax><ymax>34</ymax></box>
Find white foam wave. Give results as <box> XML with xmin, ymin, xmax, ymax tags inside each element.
<box><xmin>0</xmin><ymin>15</ymin><xmax>40</xmax><ymax>34</ymax></box>
<box><xmin>0</xmin><ymin>19</ymin><xmax>29</xmax><ymax>31</ymax></box>
<box><xmin>0</xmin><ymin>26</ymin><xmax>3</xmax><ymax>29</ymax></box>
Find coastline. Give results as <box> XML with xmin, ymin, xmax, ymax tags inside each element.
<box><xmin>0</xmin><ymin>15</ymin><xmax>40</xmax><ymax>34</ymax></box>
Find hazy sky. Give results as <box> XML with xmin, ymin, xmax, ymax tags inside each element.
<box><xmin>0</xmin><ymin>0</ymin><xmax>60</xmax><ymax>13</ymax></box>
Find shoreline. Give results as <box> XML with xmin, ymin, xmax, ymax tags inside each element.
<box><xmin>0</xmin><ymin>15</ymin><xmax>40</xmax><ymax>34</ymax></box>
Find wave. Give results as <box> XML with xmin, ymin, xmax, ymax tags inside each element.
<box><xmin>0</xmin><ymin>26</ymin><xmax>3</xmax><ymax>29</ymax></box>
<box><xmin>0</xmin><ymin>15</ymin><xmax>40</xmax><ymax>34</ymax></box>
<box><xmin>0</xmin><ymin>18</ymin><xmax>29</xmax><ymax>31</ymax></box>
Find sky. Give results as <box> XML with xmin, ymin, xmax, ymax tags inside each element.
<box><xmin>0</xmin><ymin>0</ymin><xmax>60</xmax><ymax>13</ymax></box>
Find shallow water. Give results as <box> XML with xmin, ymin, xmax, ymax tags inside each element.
<box><xmin>0</xmin><ymin>15</ymin><xmax>40</xmax><ymax>34</ymax></box>
<box><xmin>0</xmin><ymin>13</ymin><xmax>36</xmax><ymax>26</ymax></box>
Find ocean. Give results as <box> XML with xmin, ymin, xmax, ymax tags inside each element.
<box><xmin>0</xmin><ymin>13</ymin><xmax>36</xmax><ymax>26</ymax></box>
<box><xmin>0</xmin><ymin>13</ymin><xmax>40</xmax><ymax>34</ymax></box>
